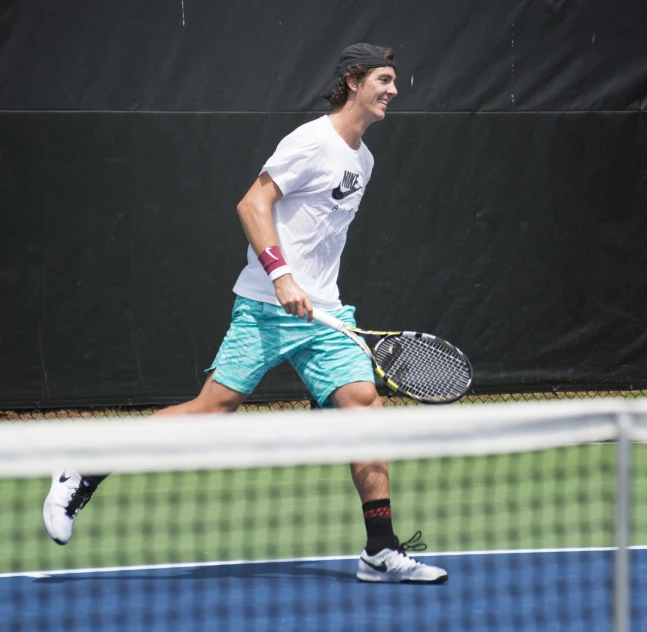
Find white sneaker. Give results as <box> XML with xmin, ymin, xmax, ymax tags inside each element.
<box><xmin>42</xmin><ymin>469</ymin><xmax>97</xmax><ymax>545</ymax></box>
<box><xmin>357</xmin><ymin>533</ymin><xmax>448</xmax><ymax>583</ymax></box>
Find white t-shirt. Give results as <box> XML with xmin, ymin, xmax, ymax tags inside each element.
<box><xmin>233</xmin><ymin>115</ymin><xmax>374</xmax><ymax>310</ymax></box>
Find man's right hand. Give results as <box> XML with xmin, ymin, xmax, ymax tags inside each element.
<box><xmin>274</xmin><ymin>275</ymin><xmax>314</xmax><ymax>322</ymax></box>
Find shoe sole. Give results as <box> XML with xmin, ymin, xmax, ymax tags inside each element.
<box><xmin>357</xmin><ymin>572</ymin><xmax>449</xmax><ymax>584</ymax></box>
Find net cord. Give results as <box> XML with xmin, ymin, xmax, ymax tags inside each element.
<box><xmin>0</xmin><ymin>399</ymin><xmax>638</xmax><ymax>478</ymax></box>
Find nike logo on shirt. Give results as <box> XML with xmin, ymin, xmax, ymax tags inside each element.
<box><xmin>332</xmin><ymin>170</ymin><xmax>362</xmax><ymax>200</ymax></box>
<box><xmin>360</xmin><ymin>557</ymin><xmax>389</xmax><ymax>573</ymax></box>
<box><xmin>332</xmin><ymin>184</ymin><xmax>362</xmax><ymax>200</ymax></box>
<box><xmin>59</xmin><ymin>474</ymin><xmax>71</xmax><ymax>483</ymax></box>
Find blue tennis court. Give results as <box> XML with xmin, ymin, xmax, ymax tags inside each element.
<box><xmin>4</xmin><ymin>548</ymin><xmax>646</xmax><ymax>631</ymax></box>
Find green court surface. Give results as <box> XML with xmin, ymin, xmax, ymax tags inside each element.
<box><xmin>4</xmin><ymin>442</ymin><xmax>646</xmax><ymax>574</ymax></box>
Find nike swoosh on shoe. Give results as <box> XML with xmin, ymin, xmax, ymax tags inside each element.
<box><xmin>360</xmin><ymin>557</ymin><xmax>388</xmax><ymax>573</ymax></box>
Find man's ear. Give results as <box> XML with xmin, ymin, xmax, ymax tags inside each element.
<box><xmin>346</xmin><ymin>74</ymin><xmax>359</xmax><ymax>93</ymax></box>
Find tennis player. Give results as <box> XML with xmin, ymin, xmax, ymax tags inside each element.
<box><xmin>43</xmin><ymin>43</ymin><xmax>448</xmax><ymax>584</ymax></box>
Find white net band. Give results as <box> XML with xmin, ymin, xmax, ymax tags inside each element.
<box><xmin>1</xmin><ymin>398</ymin><xmax>637</xmax><ymax>477</ymax></box>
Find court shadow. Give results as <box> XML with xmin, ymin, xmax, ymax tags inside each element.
<box><xmin>33</xmin><ymin>561</ymin><xmax>358</xmax><ymax>585</ymax></box>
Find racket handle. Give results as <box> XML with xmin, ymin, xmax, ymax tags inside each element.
<box><xmin>311</xmin><ymin>308</ymin><xmax>347</xmax><ymax>332</ymax></box>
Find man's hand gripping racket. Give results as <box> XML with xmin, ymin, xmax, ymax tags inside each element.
<box><xmin>312</xmin><ymin>308</ymin><xmax>473</xmax><ymax>404</ymax></box>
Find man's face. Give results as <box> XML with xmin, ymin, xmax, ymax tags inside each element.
<box><xmin>353</xmin><ymin>66</ymin><xmax>398</xmax><ymax>121</ymax></box>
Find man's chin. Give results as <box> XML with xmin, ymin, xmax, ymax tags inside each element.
<box><xmin>373</xmin><ymin>106</ymin><xmax>387</xmax><ymax>120</ymax></box>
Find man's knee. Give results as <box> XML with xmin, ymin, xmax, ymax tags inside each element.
<box><xmin>196</xmin><ymin>375</ymin><xmax>246</xmax><ymax>413</ymax></box>
<box><xmin>330</xmin><ymin>382</ymin><xmax>382</xmax><ymax>409</ymax></box>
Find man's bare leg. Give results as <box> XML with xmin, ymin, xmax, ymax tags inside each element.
<box><xmin>330</xmin><ymin>382</ymin><xmax>448</xmax><ymax>583</ymax></box>
<box><xmin>153</xmin><ymin>372</ymin><xmax>246</xmax><ymax>416</ymax></box>
<box><xmin>329</xmin><ymin>381</ymin><xmax>389</xmax><ymax>503</ymax></box>
<box><xmin>43</xmin><ymin>372</ymin><xmax>245</xmax><ymax>545</ymax></box>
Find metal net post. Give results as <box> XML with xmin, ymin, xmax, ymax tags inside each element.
<box><xmin>614</xmin><ymin>412</ymin><xmax>632</xmax><ymax>632</ymax></box>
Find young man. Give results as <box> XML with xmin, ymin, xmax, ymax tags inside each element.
<box><xmin>43</xmin><ymin>43</ymin><xmax>448</xmax><ymax>584</ymax></box>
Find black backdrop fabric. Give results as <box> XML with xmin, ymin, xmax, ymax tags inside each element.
<box><xmin>2</xmin><ymin>0</ymin><xmax>647</xmax><ymax>112</ymax></box>
<box><xmin>1</xmin><ymin>0</ymin><xmax>646</xmax><ymax>407</ymax></box>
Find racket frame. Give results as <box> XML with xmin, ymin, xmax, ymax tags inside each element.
<box><xmin>311</xmin><ymin>308</ymin><xmax>473</xmax><ymax>404</ymax></box>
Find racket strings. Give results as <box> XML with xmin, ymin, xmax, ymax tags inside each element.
<box><xmin>374</xmin><ymin>335</ymin><xmax>471</xmax><ymax>402</ymax></box>
<box><xmin>389</xmin><ymin>340</ymin><xmax>468</xmax><ymax>400</ymax></box>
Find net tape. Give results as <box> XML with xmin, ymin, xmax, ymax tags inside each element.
<box><xmin>2</xmin><ymin>399</ymin><xmax>642</xmax><ymax>478</ymax></box>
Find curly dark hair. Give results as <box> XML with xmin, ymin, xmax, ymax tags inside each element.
<box><xmin>325</xmin><ymin>48</ymin><xmax>395</xmax><ymax>109</ymax></box>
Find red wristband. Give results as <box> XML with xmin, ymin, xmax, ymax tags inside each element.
<box><xmin>258</xmin><ymin>246</ymin><xmax>291</xmax><ymax>281</ymax></box>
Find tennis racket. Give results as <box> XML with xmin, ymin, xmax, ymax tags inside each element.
<box><xmin>312</xmin><ymin>308</ymin><xmax>473</xmax><ymax>404</ymax></box>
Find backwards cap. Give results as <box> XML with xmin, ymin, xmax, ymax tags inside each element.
<box><xmin>321</xmin><ymin>42</ymin><xmax>395</xmax><ymax>99</ymax></box>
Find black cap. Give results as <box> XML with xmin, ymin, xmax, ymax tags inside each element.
<box><xmin>321</xmin><ymin>42</ymin><xmax>395</xmax><ymax>99</ymax></box>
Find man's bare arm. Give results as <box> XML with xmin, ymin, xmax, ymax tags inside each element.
<box><xmin>236</xmin><ymin>172</ymin><xmax>313</xmax><ymax>320</ymax></box>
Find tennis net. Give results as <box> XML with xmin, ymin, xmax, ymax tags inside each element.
<box><xmin>1</xmin><ymin>399</ymin><xmax>644</xmax><ymax>631</ymax></box>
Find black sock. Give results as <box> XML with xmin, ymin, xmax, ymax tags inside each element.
<box><xmin>363</xmin><ymin>498</ymin><xmax>396</xmax><ymax>555</ymax></box>
<box><xmin>81</xmin><ymin>474</ymin><xmax>109</xmax><ymax>488</ymax></box>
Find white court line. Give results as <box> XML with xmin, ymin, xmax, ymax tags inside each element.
<box><xmin>2</xmin><ymin>545</ymin><xmax>646</xmax><ymax>580</ymax></box>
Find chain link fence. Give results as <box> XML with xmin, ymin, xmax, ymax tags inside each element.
<box><xmin>2</xmin><ymin>389</ymin><xmax>646</xmax><ymax>421</ymax></box>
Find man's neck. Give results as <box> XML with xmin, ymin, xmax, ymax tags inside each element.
<box><xmin>327</xmin><ymin>108</ymin><xmax>372</xmax><ymax>150</ymax></box>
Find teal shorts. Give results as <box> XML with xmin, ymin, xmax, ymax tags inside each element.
<box><xmin>206</xmin><ymin>296</ymin><xmax>375</xmax><ymax>406</ymax></box>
